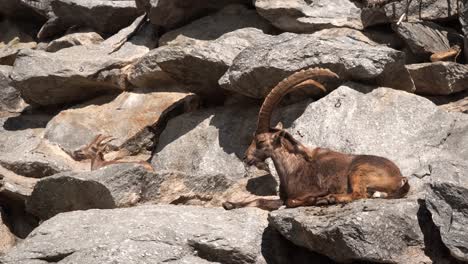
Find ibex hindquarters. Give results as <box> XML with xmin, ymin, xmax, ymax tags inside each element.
<box><xmin>298</xmin><ymin>154</ymin><xmax>409</xmax><ymax>207</ymax></box>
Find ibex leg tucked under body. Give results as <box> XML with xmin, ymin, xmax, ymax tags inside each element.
<box><xmin>223</xmin><ymin>68</ymin><xmax>410</xmax><ymax>211</ymax></box>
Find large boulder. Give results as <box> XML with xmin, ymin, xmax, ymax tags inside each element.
<box><xmin>126</xmin><ymin>49</ymin><xmax>179</xmax><ymax>89</ymax></box>
<box><xmin>254</xmin><ymin>0</ymin><xmax>365</xmax><ymax>33</ymax></box>
<box><xmin>152</xmin><ymin>5</ymin><xmax>274</xmax><ymax>96</ymax></box>
<box><xmin>269</xmin><ymin>199</ymin><xmax>429</xmax><ymax>263</ymax></box>
<box><xmin>1</xmin><ymin>205</ymin><xmax>271</xmax><ymax>263</ymax></box>
<box><xmin>407</xmin><ymin>62</ymin><xmax>468</xmax><ymax>95</ymax></box>
<box><xmin>45</xmin><ymin>32</ymin><xmax>104</xmax><ymax>52</ymax></box>
<box><xmin>141</xmin><ymin>170</ymin><xmax>278</xmax><ymax>208</ymax></box>
<box><xmin>135</xmin><ymin>0</ymin><xmax>252</xmax><ymax>30</ymax></box>
<box><xmin>44</xmin><ymin>90</ymin><xmax>198</xmax><ymax>156</ymax></box>
<box><xmin>51</xmin><ymin>0</ymin><xmax>143</xmax><ymax>37</ymax></box>
<box><xmin>10</xmin><ymin>15</ymin><xmax>157</xmax><ymax>106</ymax></box>
<box><xmin>25</xmin><ymin>163</ymin><xmax>277</xmax><ymax>220</ymax></box>
<box><xmin>0</xmin><ymin>66</ymin><xmax>27</xmax><ymax>113</ymax></box>
<box><xmin>25</xmin><ymin>164</ymin><xmax>154</xmax><ymax>220</ymax></box>
<box><xmin>425</xmin><ymin>161</ymin><xmax>468</xmax><ymax>262</ymax></box>
<box><xmin>0</xmin><ymin>114</ymin><xmax>87</xmax><ymax>178</ymax></box>
<box><xmin>152</xmin><ymin>105</ymin><xmax>258</xmax><ymax>179</ymax></box>
<box><xmin>220</xmin><ymin>31</ymin><xmax>414</xmax><ymax>99</ymax></box>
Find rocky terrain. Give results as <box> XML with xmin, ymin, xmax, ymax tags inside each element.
<box><xmin>0</xmin><ymin>0</ymin><xmax>467</xmax><ymax>263</ymax></box>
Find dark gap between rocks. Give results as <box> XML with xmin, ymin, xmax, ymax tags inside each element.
<box><xmin>417</xmin><ymin>199</ymin><xmax>464</xmax><ymax>264</ymax></box>
<box><xmin>35</xmin><ymin>252</ymin><xmax>74</xmax><ymax>263</ymax></box>
<box><xmin>260</xmin><ymin>225</ymin><xmax>338</xmax><ymax>264</ymax></box>
<box><xmin>0</xmin><ymin>196</ymin><xmax>39</xmax><ymax>239</ymax></box>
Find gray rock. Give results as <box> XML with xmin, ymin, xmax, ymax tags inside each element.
<box><xmin>11</xmin><ymin>15</ymin><xmax>156</xmax><ymax>106</ymax></box>
<box><xmin>425</xmin><ymin>161</ymin><xmax>468</xmax><ymax>262</ymax></box>
<box><xmin>25</xmin><ymin>164</ymin><xmax>155</xmax><ymax>220</ymax></box>
<box><xmin>152</xmin><ymin>105</ymin><xmax>258</xmax><ymax>179</ymax></box>
<box><xmin>159</xmin><ymin>4</ymin><xmax>273</xmax><ymax>46</ymax></box>
<box><xmin>126</xmin><ymin>49</ymin><xmax>177</xmax><ymax>89</ymax></box>
<box><xmin>44</xmin><ymin>90</ymin><xmax>198</xmax><ymax>156</ymax></box>
<box><xmin>142</xmin><ymin>170</ymin><xmax>278</xmax><ymax>208</ymax></box>
<box><xmin>220</xmin><ymin>31</ymin><xmax>414</xmax><ymax>98</ymax></box>
<box><xmin>136</xmin><ymin>0</ymin><xmax>251</xmax><ymax>30</ymax></box>
<box><xmin>153</xmin><ymin>5</ymin><xmax>274</xmax><ymax>96</ymax></box>
<box><xmin>365</xmin><ymin>0</ymin><xmax>460</xmax><ymax>25</ymax></box>
<box><xmin>51</xmin><ymin>0</ymin><xmax>143</xmax><ymax>37</ymax></box>
<box><xmin>45</xmin><ymin>32</ymin><xmax>104</xmax><ymax>52</ymax></box>
<box><xmin>0</xmin><ymin>65</ymin><xmax>27</xmax><ymax>113</ymax></box>
<box><xmin>394</xmin><ymin>21</ymin><xmax>463</xmax><ymax>60</ymax></box>
<box><xmin>0</xmin><ymin>0</ymin><xmax>51</xmax><ymax>22</ymax></box>
<box><xmin>407</xmin><ymin>62</ymin><xmax>468</xmax><ymax>95</ymax></box>
<box><xmin>254</xmin><ymin>0</ymin><xmax>364</xmax><ymax>33</ymax></box>
<box><xmin>0</xmin><ymin>40</ymin><xmax>37</xmax><ymax>66</ymax></box>
<box><xmin>0</xmin><ymin>115</ymin><xmax>87</xmax><ymax>178</ymax></box>
<box><xmin>1</xmin><ymin>205</ymin><xmax>270</xmax><ymax>263</ymax></box>
<box><xmin>26</xmin><ymin>159</ymin><xmax>277</xmax><ymax>221</ymax></box>
<box><xmin>0</xmin><ymin>166</ymin><xmax>37</xmax><ymax>202</ymax></box>
<box><xmin>269</xmin><ymin>199</ymin><xmax>428</xmax><ymax>263</ymax></box>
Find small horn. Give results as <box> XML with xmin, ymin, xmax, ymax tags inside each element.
<box><xmin>256</xmin><ymin>68</ymin><xmax>339</xmax><ymax>134</ymax></box>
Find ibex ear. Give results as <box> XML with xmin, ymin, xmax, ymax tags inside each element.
<box><xmin>272</xmin><ymin>130</ymin><xmax>285</xmax><ymax>145</ymax></box>
<box><xmin>275</xmin><ymin>122</ymin><xmax>283</xmax><ymax>130</ymax></box>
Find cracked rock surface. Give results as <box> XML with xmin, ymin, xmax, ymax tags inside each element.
<box><xmin>1</xmin><ymin>205</ymin><xmax>270</xmax><ymax>264</ymax></box>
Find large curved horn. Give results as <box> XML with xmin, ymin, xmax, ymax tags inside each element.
<box><xmin>256</xmin><ymin>68</ymin><xmax>339</xmax><ymax>134</ymax></box>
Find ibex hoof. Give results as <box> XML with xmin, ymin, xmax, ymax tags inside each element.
<box><xmin>222</xmin><ymin>202</ymin><xmax>236</xmax><ymax>210</ymax></box>
<box><xmin>316</xmin><ymin>196</ymin><xmax>336</xmax><ymax>206</ymax></box>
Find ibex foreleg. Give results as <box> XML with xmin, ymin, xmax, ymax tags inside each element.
<box><xmin>222</xmin><ymin>198</ymin><xmax>284</xmax><ymax>211</ymax></box>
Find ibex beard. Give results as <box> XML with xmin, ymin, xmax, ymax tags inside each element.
<box><xmin>223</xmin><ymin>68</ymin><xmax>410</xmax><ymax>211</ymax></box>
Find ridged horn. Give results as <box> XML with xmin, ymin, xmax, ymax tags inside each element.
<box><xmin>256</xmin><ymin>68</ymin><xmax>339</xmax><ymax>134</ymax></box>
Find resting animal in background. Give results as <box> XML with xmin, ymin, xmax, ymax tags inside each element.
<box><xmin>223</xmin><ymin>68</ymin><xmax>410</xmax><ymax>211</ymax></box>
<box><xmin>73</xmin><ymin>134</ymin><xmax>154</xmax><ymax>172</ymax></box>
<box><xmin>430</xmin><ymin>45</ymin><xmax>462</xmax><ymax>62</ymax></box>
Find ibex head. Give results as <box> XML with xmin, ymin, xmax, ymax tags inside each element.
<box><xmin>243</xmin><ymin>68</ymin><xmax>339</xmax><ymax>169</ymax></box>
<box><xmin>244</xmin><ymin>124</ymin><xmax>288</xmax><ymax>168</ymax></box>
<box><xmin>73</xmin><ymin>134</ymin><xmax>114</xmax><ymax>161</ymax></box>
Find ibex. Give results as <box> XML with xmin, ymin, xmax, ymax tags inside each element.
<box><xmin>223</xmin><ymin>68</ymin><xmax>410</xmax><ymax>211</ymax></box>
<box><xmin>430</xmin><ymin>45</ymin><xmax>461</xmax><ymax>62</ymax></box>
<box><xmin>73</xmin><ymin>134</ymin><xmax>154</xmax><ymax>172</ymax></box>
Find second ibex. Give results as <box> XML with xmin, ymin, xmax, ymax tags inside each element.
<box><xmin>223</xmin><ymin>68</ymin><xmax>410</xmax><ymax>211</ymax></box>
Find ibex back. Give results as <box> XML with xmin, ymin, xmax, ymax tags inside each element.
<box><xmin>223</xmin><ymin>68</ymin><xmax>410</xmax><ymax>211</ymax></box>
